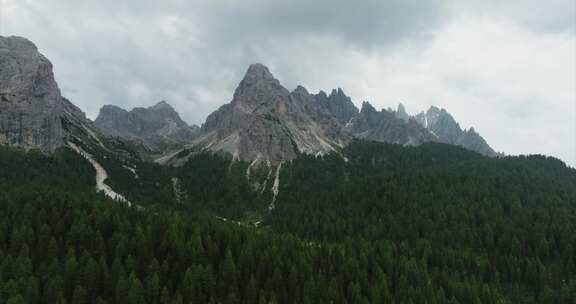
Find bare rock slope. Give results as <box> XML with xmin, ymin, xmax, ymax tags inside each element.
<box><xmin>0</xmin><ymin>36</ymin><xmax>100</xmax><ymax>151</ymax></box>
<box><xmin>168</xmin><ymin>64</ymin><xmax>349</xmax><ymax>164</ymax></box>
<box><xmin>414</xmin><ymin>106</ymin><xmax>497</xmax><ymax>156</ymax></box>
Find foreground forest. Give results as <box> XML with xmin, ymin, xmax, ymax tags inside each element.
<box><xmin>0</xmin><ymin>141</ymin><xmax>575</xmax><ymax>303</ymax></box>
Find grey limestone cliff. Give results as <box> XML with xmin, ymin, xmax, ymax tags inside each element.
<box><xmin>0</xmin><ymin>36</ymin><xmax>98</xmax><ymax>151</ymax></box>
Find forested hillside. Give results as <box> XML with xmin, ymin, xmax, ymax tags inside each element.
<box><xmin>0</xmin><ymin>142</ymin><xmax>575</xmax><ymax>303</ymax></box>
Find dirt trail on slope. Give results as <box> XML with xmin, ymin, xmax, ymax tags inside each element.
<box><xmin>68</xmin><ymin>142</ymin><xmax>131</xmax><ymax>206</ymax></box>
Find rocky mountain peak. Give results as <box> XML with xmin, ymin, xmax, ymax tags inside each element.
<box><xmin>413</xmin><ymin>106</ymin><xmax>496</xmax><ymax>156</ymax></box>
<box><xmin>0</xmin><ymin>36</ymin><xmax>60</xmax><ymax>105</ymax></box>
<box><xmin>329</xmin><ymin>88</ymin><xmax>344</xmax><ymax>98</ymax></box>
<box><xmin>239</xmin><ymin>63</ymin><xmax>278</xmax><ymax>86</ymax></box>
<box><xmin>165</xmin><ymin>63</ymin><xmax>348</xmax><ymax>165</ymax></box>
<box><xmin>99</xmin><ymin>104</ymin><xmax>127</xmax><ymax>115</ymax></box>
<box><xmin>396</xmin><ymin>103</ymin><xmax>410</xmax><ymax>122</ymax></box>
<box><xmin>231</xmin><ymin>63</ymin><xmax>287</xmax><ymax>113</ymax></box>
<box><xmin>347</xmin><ymin>100</ymin><xmax>436</xmax><ymax>146</ymax></box>
<box><xmin>292</xmin><ymin>85</ymin><xmax>310</xmax><ymax>96</ymax></box>
<box><xmin>144</xmin><ymin>101</ymin><xmax>181</xmax><ymax>121</ymax></box>
<box><xmin>150</xmin><ymin>100</ymin><xmax>173</xmax><ymax>110</ymax></box>
<box><xmin>95</xmin><ymin>101</ymin><xmax>198</xmax><ymax>152</ymax></box>
<box><xmin>360</xmin><ymin>101</ymin><xmax>377</xmax><ymax>114</ymax></box>
<box><xmin>0</xmin><ymin>35</ymin><xmax>97</xmax><ymax>151</ymax></box>
<box><xmin>314</xmin><ymin>88</ymin><xmax>358</xmax><ymax>124</ymax></box>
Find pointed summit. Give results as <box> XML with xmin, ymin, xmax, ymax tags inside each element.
<box><xmin>360</xmin><ymin>101</ymin><xmax>377</xmax><ymax>114</ymax></box>
<box><xmin>413</xmin><ymin>106</ymin><xmax>496</xmax><ymax>156</ymax></box>
<box><xmin>240</xmin><ymin>63</ymin><xmax>278</xmax><ymax>85</ymax></box>
<box><xmin>396</xmin><ymin>103</ymin><xmax>409</xmax><ymax>122</ymax></box>
<box><xmin>292</xmin><ymin>85</ymin><xmax>309</xmax><ymax>95</ymax></box>
<box><xmin>314</xmin><ymin>88</ymin><xmax>358</xmax><ymax>124</ymax></box>
<box><xmin>176</xmin><ymin>63</ymin><xmax>348</xmax><ymax>164</ymax></box>
<box><xmin>150</xmin><ymin>100</ymin><xmax>173</xmax><ymax>110</ymax></box>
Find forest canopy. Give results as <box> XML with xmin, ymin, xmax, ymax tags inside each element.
<box><xmin>0</xmin><ymin>141</ymin><xmax>575</xmax><ymax>303</ymax></box>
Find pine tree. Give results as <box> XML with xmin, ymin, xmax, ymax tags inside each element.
<box><xmin>128</xmin><ymin>273</ymin><xmax>145</xmax><ymax>304</ymax></box>
<box><xmin>71</xmin><ymin>285</ymin><xmax>87</xmax><ymax>304</ymax></box>
<box><xmin>115</xmin><ymin>273</ymin><xmax>129</xmax><ymax>304</ymax></box>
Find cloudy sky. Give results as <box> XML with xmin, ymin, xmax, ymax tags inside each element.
<box><xmin>2</xmin><ymin>0</ymin><xmax>575</xmax><ymax>166</ymax></box>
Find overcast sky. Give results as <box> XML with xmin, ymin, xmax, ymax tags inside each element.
<box><xmin>2</xmin><ymin>0</ymin><xmax>575</xmax><ymax>166</ymax></box>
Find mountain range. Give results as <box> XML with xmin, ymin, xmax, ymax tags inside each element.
<box><xmin>154</xmin><ymin>63</ymin><xmax>497</xmax><ymax>165</ymax></box>
<box><xmin>0</xmin><ymin>35</ymin><xmax>497</xmax><ymax>166</ymax></box>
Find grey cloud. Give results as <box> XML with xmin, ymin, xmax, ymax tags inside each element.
<box><xmin>4</xmin><ymin>0</ymin><xmax>450</xmax><ymax>124</ymax></box>
<box><xmin>451</xmin><ymin>0</ymin><xmax>576</xmax><ymax>34</ymax></box>
<box><xmin>199</xmin><ymin>0</ymin><xmax>448</xmax><ymax>48</ymax></box>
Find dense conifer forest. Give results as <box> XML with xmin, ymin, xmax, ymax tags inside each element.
<box><xmin>0</xmin><ymin>142</ymin><xmax>575</xmax><ymax>303</ymax></box>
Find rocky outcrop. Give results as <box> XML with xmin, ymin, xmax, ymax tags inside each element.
<box><xmin>0</xmin><ymin>36</ymin><xmax>99</xmax><ymax>151</ymax></box>
<box><xmin>167</xmin><ymin>63</ymin><xmax>348</xmax><ymax>164</ymax></box>
<box><xmin>0</xmin><ymin>36</ymin><xmax>67</xmax><ymax>150</ymax></box>
<box><xmin>347</xmin><ymin>102</ymin><xmax>436</xmax><ymax>146</ymax></box>
<box><xmin>314</xmin><ymin>88</ymin><xmax>359</xmax><ymax>125</ymax></box>
<box><xmin>94</xmin><ymin>101</ymin><xmax>199</xmax><ymax>152</ymax></box>
<box><xmin>414</xmin><ymin>106</ymin><xmax>497</xmax><ymax>156</ymax></box>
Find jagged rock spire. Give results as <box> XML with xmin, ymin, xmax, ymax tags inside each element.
<box><xmin>396</xmin><ymin>103</ymin><xmax>409</xmax><ymax>122</ymax></box>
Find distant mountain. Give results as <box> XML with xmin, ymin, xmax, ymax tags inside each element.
<box><xmin>95</xmin><ymin>101</ymin><xmax>199</xmax><ymax>152</ymax></box>
<box><xmin>162</xmin><ymin>63</ymin><xmax>348</xmax><ymax>165</ymax></box>
<box><xmin>346</xmin><ymin>101</ymin><xmax>436</xmax><ymax>146</ymax></box>
<box><xmin>413</xmin><ymin>106</ymin><xmax>497</xmax><ymax>156</ymax></box>
<box><xmin>0</xmin><ymin>36</ymin><xmax>104</xmax><ymax>152</ymax></box>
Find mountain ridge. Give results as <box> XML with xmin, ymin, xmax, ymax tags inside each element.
<box><xmin>0</xmin><ymin>35</ymin><xmax>497</xmax><ymax>165</ymax></box>
<box><xmin>94</xmin><ymin>100</ymin><xmax>199</xmax><ymax>153</ymax></box>
<box><xmin>160</xmin><ymin>63</ymin><xmax>497</xmax><ymax>165</ymax></box>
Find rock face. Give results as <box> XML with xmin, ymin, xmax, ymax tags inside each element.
<box><xmin>414</xmin><ymin>106</ymin><xmax>497</xmax><ymax>156</ymax></box>
<box><xmin>175</xmin><ymin>63</ymin><xmax>348</xmax><ymax>164</ymax></box>
<box><xmin>0</xmin><ymin>36</ymin><xmax>97</xmax><ymax>151</ymax></box>
<box><xmin>347</xmin><ymin>102</ymin><xmax>436</xmax><ymax>146</ymax></box>
<box><xmin>314</xmin><ymin>88</ymin><xmax>359</xmax><ymax>124</ymax></box>
<box><xmin>94</xmin><ymin>101</ymin><xmax>199</xmax><ymax>152</ymax></box>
